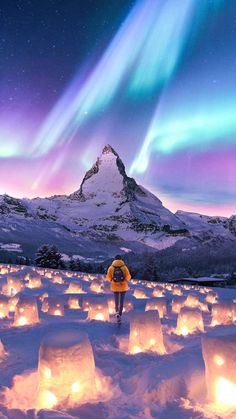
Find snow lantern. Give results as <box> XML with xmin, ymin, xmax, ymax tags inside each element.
<box><xmin>184</xmin><ymin>293</ymin><xmax>200</xmax><ymax>308</ymax></box>
<box><xmin>152</xmin><ymin>287</ymin><xmax>165</xmax><ymax>298</ymax></box>
<box><xmin>52</xmin><ymin>274</ymin><xmax>64</xmax><ymax>284</ymax></box>
<box><xmin>90</xmin><ymin>281</ymin><xmax>103</xmax><ymax>294</ymax></box>
<box><xmin>171</xmin><ymin>296</ymin><xmax>186</xmax><ymax>314</ymax></box>
<box><xmin>133</xmin><ymin>287</ymin><xmax>148</xmax><ymax>299</ymax></box>
<box><xmin>145</xmin><ymin>298</ymin><xmax>167</xmax><ymax>318</ymax></box>
<box><xmin>68</xmin><ymin>296</ymin><xmax>81</xmax><ymax>309</ymax></box>
<box><xmin>211</xmin><ymin>301</ymin><xmax>233</xmax><ymax>326</ymax></box>
<box><xmin>172</xmin><ymin>287</ymin><xmax>183</xmax><ymax>296</ymax></box>
<box><xmin>14</xmin><ymin>296</ymin><xmax>39</xmax><ymax>326</ymax></box>
<box><xmin>42</xmin><ymin>297</ymin><xmax>64</xmax><ymax>316</ymax></box>
<box><xmin>0</xmin><ymin>295</ymin><xmax>9</xmax><ymax>318</ymax></box>
<box><xmin>202</xmin><ymin>334</ymin><xmax>236</xmax><ymax>412</ymax></box>
<box><xmin>6</xmin><ymin>275</ymin><xmax>23</xmax><ymax>296</ymax></box>
<box><xmin>65</xmin><ymin>281</ymin><xmax>85</xmax><ymax>294</ymax></box>
<box><xmin>45</xmin><ymin>271</ymin><xmax>52</xmax><ymax>279</ymax></box>
<box><xmin>206</xmin><ymin>291</ymin><xmax>218</xmax><ymax>305</ymax></box>
<box><xmin>0</xmin><ymin>266</ymin><xmax>8</xmax><ymax>275</ymax></box>
<box><xmin>37</xmin><ymin>328</ymin><xmax>95</xmax><ymax>408</ymax></box>
<box><xmin>129</xmin><ymin>311</ymin><xmax>165</xmax><ymax>354</ymax></box>
<box><xmin>87</xmin><ymin>299</ymin><xmax>109</xmax><ymax>321</ymax></box>
<box><xmin>176</xmin><ymin>307</ymin><xmax>204</xmax><ymax>336</ymax></box>
<box><xmin>27</xmin><ymin>273</ymin><xmax>42</xmax><ymax>289</ymax></box>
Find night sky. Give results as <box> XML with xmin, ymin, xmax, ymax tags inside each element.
<box><xmin>1</xmin><ymin>0</ymin><xmax>236</xmax><ymax>216</ymax></box>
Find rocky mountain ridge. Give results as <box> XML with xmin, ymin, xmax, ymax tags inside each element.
<box><xmin>0</xmin><ymin>145</ymin><xmax>235</xmax><ymax>261</ymax></box>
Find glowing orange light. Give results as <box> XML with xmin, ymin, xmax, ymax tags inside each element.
<box><xmin>215</xmin><ymin>377</ymin><xmax>236</xmax><ymax>408</ymax></box>
<box><xmin>213</xmin><ymin>355</ymin><xmax>224</xmax><ymax>366</ymax></box>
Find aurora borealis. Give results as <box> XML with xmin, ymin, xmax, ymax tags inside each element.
<box><xmin>0</xmin><ymin>0</ymin><xmax>236</xmax><ymax>216</ymax></box>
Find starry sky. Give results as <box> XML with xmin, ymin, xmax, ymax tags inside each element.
<box><xmin>0</xmin><ymin>0</ymin><xmax>236</xmax><ymax>216</ymax></box>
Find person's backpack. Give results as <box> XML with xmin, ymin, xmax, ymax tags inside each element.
<box><xmin>113</xmin><ymin>266</ymin><xmax>125</xmax><ymax>282</ymax></box>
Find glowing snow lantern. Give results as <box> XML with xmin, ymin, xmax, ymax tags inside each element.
<box><xmin>184</xmin><ymin>293</ymin><xmax>200</xmax><ymax>308</ymax></box>
<box><xmin>68</xmin><ymin>296</ymin><xmax>81</xmax><ymax>309</ymax></box>
<box><xmin>0</xmin><ymin>295</ymin><xmax>9</xmax><ymax>318</ymax></box>
<box><xmin>205</xmin><ymin>291</ymin><xmax>218</xmax><ymax>305</ymax></box>
<box><xmin>129</xmin><ymin>311</ymin><xmax>165</xmax><ymax>354</ymax></box>
<box><xmin>202</xmin><ymin>334</ymin><xmax>236</xmax><ymax>412</ymax></box>
<box><xmin>211</xmin><ymin>301</ymin><xmax>233</xmax><ymax>326</ymax></box>
<box><xmin>90</xmin><ymin>281</ymin><xmax>103</xmax><ymax>294</ymax></box>
<box><xmin>27</xmin><ymin>274</ymin><xmax>42</xmax><ymax>289</ymax></box>
<box><xmin>65</xmin><ymin>281</ymin><xmax>85</xmax><ymax>294</ymax></box>
<box><xmin>145</xmin><ymin>298</ymin><xmax>167</xmax><ymax>318</ymax></box>
<box><xmin>14</xmin><ymin>296</ymin><xmax>39</xmax><ymax>326</ymax></box>
<box><xmin>6</xmin><ymin>275</ymin><xmax>23</xmax><ymax>296</ymax></box>
<box><xmin>45</xmin><ymin>271</ymin><xmax>52</xmax><ymax>279</ymax></box>
<box><xmin>52</xmin><ymin>274</ymin><xmax>64</xmax><ymax>284</ymax></box>
<box><xmin>0</xmin><ymin>266</ymin><xmax>9</xmax><ymax>275</ymax></box>
<box><xmin>176</xmin><ymin>307</ymin><xmax>204</xmax><ymax>336</ymax></box>
<box><xmin>171</xmin><ymin>296</ymin><xmax>186</xmax><ymax>314</ymax></box>
<box><xmin>87</xmin><ymin>299</ymin><xmax>109</xmax><ymax>321</ymax></box>
<box><xmin>133</xmin><ymin>287</ymin><xmax>148</xmax><ymax>299</ymax></box>
<box><xmin>152</xmin><ymin>287</ymin><xmax>165</xmax><ymax>298</ymax></box>
<box><xmin>172</xmin><ymin>287</ymin><xmax>183</xmax><ymax>296</ymax></box>
<box><xmin>42</xmin><ymin>297</ymin><xmax>64</xmax><ymax>316</ymax></box>
<box><xmin>37</xmin><ymin>328</ymin><xmax>95</xmax><ymax>408</ymax></box>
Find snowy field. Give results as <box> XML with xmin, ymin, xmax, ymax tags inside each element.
<box><xmin>0</xmin><ymin>265</ymin><xmax>236</xmax><ymax>418</ymax></box>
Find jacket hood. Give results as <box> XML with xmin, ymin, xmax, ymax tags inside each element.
<box><xmin>112</xmin><ymin>259</ymin><xmax>125</xmax><ymax>267</ymax></box>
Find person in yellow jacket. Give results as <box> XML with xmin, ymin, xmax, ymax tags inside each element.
<box><xmin>106</xmin><ymin>255</ymin><xmax>131</xmax><ymax>323</ymax></box>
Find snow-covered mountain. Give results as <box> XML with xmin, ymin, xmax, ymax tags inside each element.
<box><xmin>0</xmin><ymin>145</ymin><xmax>235</xmax><ymax>262</ymax></box>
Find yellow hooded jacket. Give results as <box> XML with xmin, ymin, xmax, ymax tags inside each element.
<box><xmin>106</xmin><ymin>259</ymin><xmax>131</xmax><ymax>292</ymax></box>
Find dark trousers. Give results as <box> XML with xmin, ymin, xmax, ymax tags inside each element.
<box><xmin>114</xmin><ymin>291</ymin><xmax>126</xmax><ymax>316</ymax></box>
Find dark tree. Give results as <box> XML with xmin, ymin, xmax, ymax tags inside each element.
<box><xmin>35</xmin><ymin>244</ymin><xmax>65</xmax><ymax>269</ymax></box>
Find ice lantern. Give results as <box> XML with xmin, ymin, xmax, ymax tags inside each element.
<box><xmin>176</xmin><ymin>307</ymin><xmax>204</xmax><ymax>336</ymax></box>
<box><xmin>6</xmin><ymin>275</ymin><xmax>22</xmax><ymax>296</ymax></box>
<box><xmin>145</xmin><ymin>298</ymin><xmax>167</xmax><ymax>318</ymax></box>
<box><xmin>129</xmin><ymin>311</ymin><xmax>165</xmax><ymax>354</ymax></box>
<box><xmin>171</xmin><ymin>296</ymin><xmax>186</xmax><ymax>314</ymax></box>
<box><xmin>87</xmin><ymin>299</ymin><xmax>109</xmax><ymax>321</ymax></box>
<box><xmin>14</xmin><ymin>296</ymin><xmax>39</xmax><ymax>326</ymax></box>
<box><xmin>133</xmin><ymin>287</ymin><xmax>148</xmax><ymax>299</ymax></box>
<box><xmin>42</xmin><ymin>297</ymin><xmax>64</xmax><ymax>316</ymax></box>
<box><xmin>65</xmin><ymin>281</ymin><xmax>85</xmax><ymax>294</ymax></box>
<box><xmin>37</xmin><ymin>328</ymin><xmax>95</xmax><ymax>408</ymax></box>
<box><xmin>211</xmin><ymin>301</ymin><xmax>233</xmax><ymax>326</ymax></box>
<box><xmin>202</xmin><ymin>334</ymin><xmax>236</xmax><ymax>412</ymax></box>
<box><xmin>27</xmin><ymin>273</ymin><xmax>42</xmax><ymax>289</ymax></box>
<box><xmin>68</xmin><ymin>296</ymin><xmax>81</xmax><ymax>309</ymax></box>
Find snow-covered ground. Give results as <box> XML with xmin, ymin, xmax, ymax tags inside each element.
<box><xmin>0</xmin><ymin>264</ymin><xmax>236</xmax><ymax>418</ymax></box>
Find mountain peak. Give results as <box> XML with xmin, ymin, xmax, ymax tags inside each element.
<box><xmin>69</xmin><ymin>144</ymin><xmax>145</xmax><ymax>201</ymax></box>
<box><xmin>101</xmin><ymin>144</ymin><xmax>119</xmax><ymax>157</ymax></box>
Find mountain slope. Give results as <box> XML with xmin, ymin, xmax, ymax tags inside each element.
<box><xmin>0</xmin><ymin>145</ymin><xmax>235</xmax><ymax>261</ymax></box>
